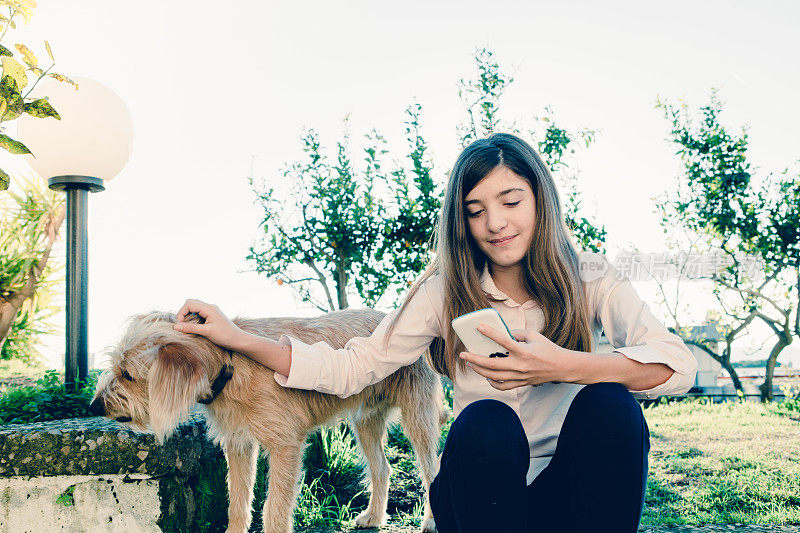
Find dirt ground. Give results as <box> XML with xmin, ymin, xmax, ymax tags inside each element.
<box><xmin>0</xmin><ymin>374</ymin><xmax>36</xmax><ymax>394</ymax></box>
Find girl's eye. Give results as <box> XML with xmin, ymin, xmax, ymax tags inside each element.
<box><xmin>466</xmin><ymin>201</ymin><xmax>520</xmax><ymax>218</ymax></box>
<box><xmin>121</xmin><ymin>369</ymin><xmax>134</xmax><ymax>381</ymax></box>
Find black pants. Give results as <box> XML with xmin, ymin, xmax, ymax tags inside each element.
<box><xmin>429</xmin><ymin>382</ymin><xmax>650</xmax><ymax>533</ymax></box>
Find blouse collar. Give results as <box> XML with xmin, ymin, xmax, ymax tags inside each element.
<box><xmin>479</xmin><ymin>263</ymin><xmax>536</xmax><ymax>309</ymax></box>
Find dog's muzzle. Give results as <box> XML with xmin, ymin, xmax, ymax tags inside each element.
<box><xmin>90</xmin><ymin>397</ymin><xmax>132</xmax><ymax>423</ymax></box>
<box><xmin>89</xmin><ymin>397</ymin><xmax>105</xmax><ymax>416</ymax></box>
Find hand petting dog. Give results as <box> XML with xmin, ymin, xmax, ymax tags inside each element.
<box><xmin>458</xmin><ymin>324</ymin><xmax>569</xmax><ymax>391</ymax></box>
<box><xmin>173</xmin><ymin>299</ymin><xmax>246</xmax><ymax>351</ymax></box>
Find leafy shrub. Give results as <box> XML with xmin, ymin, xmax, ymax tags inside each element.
<box><xmin>0</xmin><ymin>369</ymin><xmax>100</xmax><ymax>424</ymax></box>
<box><xmin>765</xmin><ymin>383</ymin><xmax>800</xmax><ymax>419</ymax></box>
<box><xmin>302</xmin><ymin>423</ymin><xmax>366</xmax><ymax>501</ymax></box>
<box><xmin>387</xmin><ymin>422</ymin><xmax>412</xmax><ymax>453</ymax></box>
<box><xmin>293</xmin><ymin>476</ymin><xmax>361</xmax><ymax>528</ymax></box>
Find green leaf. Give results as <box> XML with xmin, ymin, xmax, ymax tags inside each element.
<box><xmin>55</xmin><ymin>486</ymin><xmax>75</xmax><ymax>507</ymax></box>
<box><xmin>0</xmin><ymin>76</ymin><xmax>23</xmax><ymax>121</ymax></box>
<box><xmin>23</xmin><ymin>97</ymin><xmax>60</xmax><ymax>120</ymax></box>
<box><xmin>0</xmin><ymin>75</ymin><xmax>20</xmax><ymax>98</ymax></box>
<box><xmin>0</xmin><ymin>167</ymin><xmax>9</xmax><ymax>190</ymax></box>
<box><xmin>0</xmin><ymin>134</ymin><xmax>31</xmax><ymax>155</ymax></box>
<box><xmin>0</xmin><ymin>44</ymin><xmax>12</xmax><ymax>57</ymax></box>
<box><xmin>1</xmin><ymin>57</ymin><xmax>28</xmax><ymax>90</ymax></box>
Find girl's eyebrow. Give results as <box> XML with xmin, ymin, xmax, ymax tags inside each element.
<box><xmin>464</xmin><ymin>188</ymin><xmax>525</xmax><ymax>206</ymax></box>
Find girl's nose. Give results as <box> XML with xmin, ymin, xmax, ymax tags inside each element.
<box><xmin>486</xmin><ymin>210</ymin><xmax>508</xmax><ymax>233</ymax></box>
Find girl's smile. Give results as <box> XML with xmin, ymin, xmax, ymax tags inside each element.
<box><xmin>489</xmin><ymin>235</ymin><xmax>518</xmax><ymax>246</ymax></box>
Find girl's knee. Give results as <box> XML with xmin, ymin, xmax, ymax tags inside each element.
<box><xmin>448</xmin><ymin>399</ymin><xmax>528</xmax><ymax>461</ymax></box>
<box><xmin>571</xmin><ymin>383</ymin><xmax>648</xmax><ymax>439</ymax></box>
<box><xmin>453</xmin><ymin>399</ymin><xmax>522</xmax><ymax>435</ymax></box>
<box><xmin>575</xmin><ymin>382</ymin><xmax>638</xmax><ymax>411</ymax></box>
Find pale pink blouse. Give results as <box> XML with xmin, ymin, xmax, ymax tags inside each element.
<box><xmin>274</xmin><ymin>254</ymin><xmax>698</xmax><ymax>485</ymax></box>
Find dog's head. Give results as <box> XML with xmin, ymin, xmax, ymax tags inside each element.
<box><xmin>90</xmin><ymin>311</ymin><xmax>217</xmax><ymax>443</ymax></box>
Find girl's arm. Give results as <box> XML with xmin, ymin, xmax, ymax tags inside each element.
<box><xmin>581</xmin><ymin>258</ymin><xmax>698</xmax><ymax>399</ymax></box>
<box><xmin>174</xmin><ymin>277</ymin><xmax>442</xmax><ymax>399</ymax></box>
<box><xmin>235</xmin><ymin>332</ymin><xmax>293</xmax><ymax>376</ymax></box>
<box><xmin>562</xmin><ymin>351</ymin><xmax>675</xmax><ymax>394</ymax></box>
<box><xmin>274</xmin><ymin>279</ymin><xmax>442</xmax><ymax>398</ymax></box>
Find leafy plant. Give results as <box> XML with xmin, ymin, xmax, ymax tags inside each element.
<box><xmin>657</xmin><ymin>90</ymin><xmax>800</xmax><ymax>401</ymax></box>
<box><xmin>0</xmin><ymin>368</ymin><xmax>99</xmax><ymax>423</ymax></box>
<box><xmin>248</xmin><ymin>104</ymin><xmax>441</xmax><ymax>311</ymax></box>
<box><xmin>55</xmin><ymin>484</ymin><xmax>75</xmax><ymax>507</ymax></box>
<box><xmin>391</xmin><ymin>499</ymin><xmax>424</xmax><ymax>528</ymax></box>
<box><xmin>293</xmin><ymin>476</ymin><xmax>362</xmax><ymax>528</ymax></box>
<box><xmin>302</xmin><ymin>422</ymin><xmax>366</xmax><ymax>502</ymax></box>
<box><xmin>0</xmin><ymin>0</ymin><xmax>76</xmax><ymax>191</ymax></box>
<box><xmin>0</xmin><ymin>174</ymin><xmax>64</xmax><ymax>364</ymax></box>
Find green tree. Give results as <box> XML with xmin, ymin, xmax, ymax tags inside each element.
<box><xmin>658</xmin><ymin>90</ymin><xmax>799</xmax><ymax>401</ymax></box>
<box><xmin>247</xmin><ymin>105</ymin><xmax>438</xmax><ymax>311</ymax></box>
<box><xmin>648</xmin><ymin>189</ymin><xmax>750</xmax><ymax>396</ymax></box>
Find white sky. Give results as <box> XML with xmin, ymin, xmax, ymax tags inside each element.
<box><xmin>2</xmin><ymin>0</ymin><xmax>799</xmax><ymax>369</ymax></box>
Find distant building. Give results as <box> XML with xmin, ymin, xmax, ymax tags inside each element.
<box><xmin>685</xmin><ymin>322</ymin><xmax>723</xmax><ymax>388</ymax></box>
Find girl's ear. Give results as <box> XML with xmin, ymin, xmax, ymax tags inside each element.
<box><xmin>147</xmin><ymin>342</ymin><xmax>208</xmax><ymax>443</ymax></box>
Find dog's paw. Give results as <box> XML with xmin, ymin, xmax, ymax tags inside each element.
<box><xmin>420</xmin><ymin>516</ymin><xmax>437</xmax><ymax>533</ymax></box>
<box><xmin>354</xmin><ymin>509</ymin><xmax>387</xmax><ymax>528</ymax></box>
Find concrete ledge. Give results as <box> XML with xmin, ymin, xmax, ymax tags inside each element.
<box><xmin>0</xmin><ymin>411</ymin><xmax>227</xmax><ymax>532</ymax></box>
<box><xmin>0</xmin><ymin>412</ymin><xmax>214</xmax><ymax>478</ymax></box>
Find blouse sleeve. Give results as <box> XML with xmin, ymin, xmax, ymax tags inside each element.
<box><xmin>272</xmin><ymin>277</ymin><xmax>442</xmax><ymax>398</ymax></box>
<box><xmin>591</xmin><ymin>258</ymin><xmax>698</xmax><ymax>400</ymax></box>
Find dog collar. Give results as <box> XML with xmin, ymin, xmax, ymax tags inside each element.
<box><xmin>199</xmin><ymin>358</ymin><xmax>234</xmax><ymax>405</ymax></box>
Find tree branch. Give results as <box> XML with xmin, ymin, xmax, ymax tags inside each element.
<box><xmin>713</xmin><ymin>273</ymin><xmax>788</xmax><ymax>320</ymax></box>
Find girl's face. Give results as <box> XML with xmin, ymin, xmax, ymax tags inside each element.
<box><xmin>463</xmin><ymin>165</ymin><xmax>536</xmax><ymax>269</ymax></box>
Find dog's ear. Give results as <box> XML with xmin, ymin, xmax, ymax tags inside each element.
<box><xmin>148</xmin><ymin>341</ymin><xmax>207</xmax><ymax>443</ymax></box>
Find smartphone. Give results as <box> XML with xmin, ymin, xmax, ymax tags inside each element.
<box><xmin>451</xmin><ymin>308</ymin><xmax>516</xmax><ymax>357</ymax></box>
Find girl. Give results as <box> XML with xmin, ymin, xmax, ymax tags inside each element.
<box><xmin>174</xmin><ymin>133</ymin><xmax>697</xmax><ymax>533</ymax></box>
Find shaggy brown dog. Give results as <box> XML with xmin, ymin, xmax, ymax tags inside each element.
<box><xmin>90</xmin><ymin>308</ymin><xmax>445</xmax><ymax>533</ymax></box>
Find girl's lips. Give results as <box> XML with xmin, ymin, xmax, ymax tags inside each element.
<box><xmin>489</xmin><ymin>235</ymin><xmax>517</xmax><ymax>246</ymax></box>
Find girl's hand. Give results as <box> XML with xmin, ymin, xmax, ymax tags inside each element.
<box><xmin>458</xmin><ymin>324</ymin><xmax>569</xmax><ymax>390</ymax></box>
<box><xmin>173</xmin><ymin>299</ymin><xmax>246</xmax><ymax>351</ymax></box>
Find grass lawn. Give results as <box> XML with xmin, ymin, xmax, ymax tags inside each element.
<box><xmin>641</xmin><ymin>398</ymin><xmax>800</xmax><ymax>526</ymax></box>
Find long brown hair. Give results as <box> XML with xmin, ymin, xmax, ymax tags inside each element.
<box><xmin>384</xmin><ymin>133</ymin><xmax>593</xmax><ymax>380</ymax></box>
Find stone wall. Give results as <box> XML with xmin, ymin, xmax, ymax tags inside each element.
<box><xmin>0</xmin><ymin>412</ymin><xmax>228</xmax><ymax>533</ymax></box>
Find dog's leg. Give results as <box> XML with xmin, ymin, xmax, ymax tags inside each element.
<box><xmin>261</xmin><ymin>442</ymin><xmax>304</xmax><ymax>533</ymax></box>
<box><xmin>401</xmin><ymin>401</ymin><xmax>441</xmax><ymax>533</ymax></box>
<box><xmin>352</xmin><ymin>406</ymin><xmax>391</xmax><ymax>528</ymax></box>
<box><xmin>224</xmin><ymin>437</ymin><xmax>259</xmax><ymax>533</ymax></box>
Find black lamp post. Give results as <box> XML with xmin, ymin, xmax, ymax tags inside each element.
<box><xmin>48</xmin><ymin>175</ymin><xmax>104</xmax><ymax>388</ymax></box>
